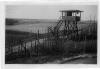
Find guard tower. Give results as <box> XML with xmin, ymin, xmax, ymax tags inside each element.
<box><xmin>54</xmin><ymin>10</ymin><xmax>83</xmax><ymax>39</ymax></box>
<box><xmin>61</xmin><ymin>10</ymin><xmax>82</xmax><ymax>21</ymax></box>
<box><xmin>61</xmin><ymin>10</ymin><xmax>83</xmax><ymax>36</ymax></box>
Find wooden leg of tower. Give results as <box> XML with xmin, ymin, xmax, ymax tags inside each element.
<box><xmin>65</xmin><ymin>20</ymin><xmax>69</xmax><ymax>39</ymax></box>
<box><xmin>75</xmin><ymin>21</ymin><xmax>78</xmax><ymax>41</ymax></box>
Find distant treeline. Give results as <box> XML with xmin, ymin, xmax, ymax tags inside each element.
<box><xmin>6</xmin><ymin>18</ymin><xmax>97</xmax><ymax>25</ymax></box>
<box><xmin>6</xmin><ymin>18</ymin><xmax>18</xmax><ymax>25</ymax></box>
<box><xmin>6</xmin><ymin>18</ymin><xmax>57</xmax><ymax>25</ymax></box>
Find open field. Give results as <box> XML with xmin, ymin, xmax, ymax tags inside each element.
<box><xmin>6</xmin><ymin>18</ymin><xmax>96</xmax><ymax>33</ymax></box>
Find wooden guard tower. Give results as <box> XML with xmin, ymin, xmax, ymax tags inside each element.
<box><xmin>54</xmin><ymin>10</ymin><xmax>83</xmax><ymax>39</ymax></box>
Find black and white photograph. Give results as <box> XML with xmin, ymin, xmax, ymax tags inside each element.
<box><xmin>5</xmin><ymin>3</ymin><xmax>98</xmax><ymax>64</ymax></box>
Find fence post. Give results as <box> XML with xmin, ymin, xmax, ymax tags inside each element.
<box><xmin>35</xmin><ymin>39</ymin><xmax>36</xmax><ymax>55</ymax></box>
<box><xmin>37</xmin><ymin>30</ymin><xmax>39</xmax><ymax>56</ymax></box>
<box><xmin>10</xmin><ymin>45</ymin><xmax>13</xmax><ymax>54</ymax></box>
<box><xmin>83</xmin><ymin>35</ymin><xmax>86</xmax><ymax>54</ymax></box>
<box><xmin>24</xmin><ymin>42</ymin><xmax>27</xmax><ymax>56</ymax></box>
<box><xmin>37</xmin><ymin>30</ymin><xmax>39</xmax><ymax>43</ymax></box>
<box><xmin>48</xmin><ymin>28</ymin><xmax>50</xmax><ymax>49</ymax></box>
<box><xmin>18</xmin><ymin>44</ymin><xmax>20</xmax><ymax>56</ymax></box>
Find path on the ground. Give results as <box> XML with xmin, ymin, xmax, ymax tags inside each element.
<box><xmin>46</xmin><ymin>54</ymin><xmax>97</xmax><ymax>64</ymax></box>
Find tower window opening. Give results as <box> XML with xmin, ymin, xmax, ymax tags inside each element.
<box><xmin>67</xmin><ymin>12</ymin><xmax>72</xmax><ymax>16</ymax></box>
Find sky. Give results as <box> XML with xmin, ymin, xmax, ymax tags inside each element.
<box><xmin>6</xmin><ymin>5</ymin><xmax>98</xmax><ymax>20</ymax></box>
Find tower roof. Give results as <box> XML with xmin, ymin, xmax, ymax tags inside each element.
<box><xmin>60</xmin><ymin>10</ymin><xmax>83</xmax><ymax>12</ymax></box>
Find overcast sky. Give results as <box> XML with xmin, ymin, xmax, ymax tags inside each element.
<box><xmin>6</xmin><ymin>5</ymin><xmax>98</xmax><ymax>20</ymax></box>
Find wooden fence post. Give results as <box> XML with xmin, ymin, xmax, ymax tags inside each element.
<box><xmin>10</xmin><ymin>45</ymin><xmax>13</xmax><ymax>54</ymax></box>
<box><xmin>83</xmin><ymin>35</ymin><xmax>86</xmax><ymax>54</ymax></box>
<box><xmin>37</xmin><ymin>30</ymin><xmax>40</xmax><ymax>56</ymax></box>
<box><xmin>34</xmin><ymin>39</ymin><xmax>36</xmax><ymax>55</ymax></box>
<box><xmin>18</xmin><ymin>44</ymin><xmax>20</xmax><ymax>56</ymax></box>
